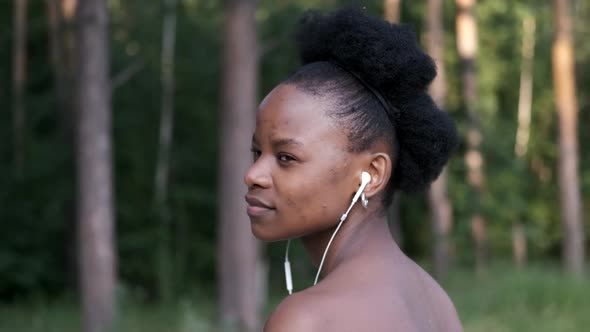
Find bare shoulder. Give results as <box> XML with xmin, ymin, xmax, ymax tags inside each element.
<box><xmin>263</xmin><ymin>292</ymin><xmax>324</xmax><ymax>332</ymax></box>
<box><xmin>410</xmin><ymin>261</ymin><xmax>464</xmax><ymax>332</ymax></box>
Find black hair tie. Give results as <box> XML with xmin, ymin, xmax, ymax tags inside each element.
<box><xmin>330</xmin><ymin>59</ymin><xmax>402</xmax><ymax>158</ymax></box>
<box><xmin>329</xmin><ymin>60</ymin><xmax>401</xmax><ymax>125</ymax></box>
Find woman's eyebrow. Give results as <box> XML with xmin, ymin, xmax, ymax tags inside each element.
<box><xmin>271</xmin><ymin>138</ymin><xmax>303</xmax><ymax>149</ymax></box>
<box><xmin>251</xmin><ymin>136</ymin><xmax>304</xmax><ymax>148</ymax></box>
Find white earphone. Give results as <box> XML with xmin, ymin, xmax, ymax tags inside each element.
<box><xmin>284</xmin><ymin>171</ymin><xmax>372</xmax><ymax>294</ymax></box>
<box><xmin>342</xmin><ymin>171</ymin><xmax>371</xmax><ymax>221</ymax></box>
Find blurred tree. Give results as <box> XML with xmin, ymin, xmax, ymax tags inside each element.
<box><xmin>552</xmin><ymin>0</ymin><xmax>585</xmax><ymax>276</ymax></box>
<box><xmin>76</xmin><ymin>0</ymin><xmax>116</xmax><ymax>331</ymax></box>
<box><xmin>12</xmin><ymin>0</ymin><xmax>27</xmax><ymax>174</ymax></box>
<box><xmin>514</xmin><ymin>16</ymin><xmax>535</xmax><ymax>160</ymax></box>
<box><xmin>45</xmin><ymin>0</ymin><xmax>76</xmax><ymax>131</ymax></box>
<box><xmin>512</xmin><ymin>14</ymin><xmax>536</xmax><ymax>269</ymax></box>
<box><xmin>456</xmin><ymin>0</ymin><xmax>488</xmax><ymax>274</ymax></box>
<box><xmin>384</xmin><ymin>0</ymin><xmax>401</xmax><ymax>23</ymax></box>
<box><xmin>426</xmin><ymin>0</ymin><xmax>454</xmax><ymax>280</ymax></box>
<box><xmin>218</xmin><ymin>0</ymin><xmax>265</xmax><ymax>331</ymax></box>
<box><xmin>154</xmin><ymin>0</ymin><xmax>177</xmax><ymax>303</ymax></box>
<box><xmin>45</xmin><ymin>0</ymin><xmax>80</xmax><ymax>291</ymax></box>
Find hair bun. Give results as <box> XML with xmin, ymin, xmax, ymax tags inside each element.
<box><xmin>393</xmin><ymin>95</ymin><xmax>458</xmax><ymax>192</ymax></box>
<box><xmin>296</xmin><ymin>8</ymin><xmax>437</xmax><ymax>103</ymax></box>
<box><xmin>295</xmin><ymin>8</ymin><xmax>457</xmax><ymax>193</ymax></box>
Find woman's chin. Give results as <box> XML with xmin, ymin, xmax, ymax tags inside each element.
<box><xmin>250</xmin><ymin>229</ymin><xmax>280</xmax><ymax>242</ymax></box>
<box><xmin>250</xmin><ymin>224</ymin><xmax>290</xmax><ymax>242</ymax></box>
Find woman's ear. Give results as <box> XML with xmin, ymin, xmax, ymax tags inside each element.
<box><xmin>363</xmin><ymin>152</ymin><xmax>392</xmax><ymax>200</ymax></box>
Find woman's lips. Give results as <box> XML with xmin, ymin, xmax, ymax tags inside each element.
<box><xmin>246</xmin><ymin>205</ymin><xmax>275</xmax><ymax>217</ymax></box>
<box><xmin>245</xmin><ymin>195</ymin><xmax>275</xmax><ymax>217</ymax></box>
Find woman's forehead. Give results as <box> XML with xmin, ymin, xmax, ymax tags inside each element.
<box><xmin>254</xmin><ymin>84</ymin><xmax>345</xmax><ymax>147</ymax></box>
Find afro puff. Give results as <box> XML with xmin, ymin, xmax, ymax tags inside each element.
<box><xmin>286</xmin><ymin>8</ymin><xmax>457</xmax><ymax>203</ymax></box>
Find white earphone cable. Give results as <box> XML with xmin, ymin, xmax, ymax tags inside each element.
<box><xmin>283</xmin><ymin>172</ymin><xmax>370</xmax><ymax>294</ymax></box>
<box><xmin>313</xmin><ymin>196</ymin><xmax>358</xmax><ymax>285</ymax></box>
<box><xmin>284</xmin><ymin>240</ymin><xmax>293</xmax><ymax>294</ymax></box>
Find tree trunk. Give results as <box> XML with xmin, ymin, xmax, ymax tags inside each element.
<box><xmin>511</xmin><ymin>16</ymin><xmax>535</xmax><ymax>269</ymax></box>
<box><xmin>456</xmin><ymin>0</ymin><xmax>488</xmax><ymax>275</ymax></box>
<box><xmin>12</xmin><ymin>0</ymin><xmax>28</xmax><ymax>173</ymax></box>
<box><xmin>552</xmin><ymin>0</ymin><xmax>585</xmax><ymax>276</ymax></box>
<box><xmin>76</xmin><ymin>1</ymin><xmax>116</xmax><ymax>331</ymax></box>
<box><xmin>384</xmin><ymin>0</ymin><xmax>401</xmax><ymax>23</ymax></box>
<box><xmin>426</xmin><ymin>0</ymin><xmax>454</xmax><ymax>281</ymax></box>
<box><xmin>512</xmin><ymin>222</ymin><xmax>527</xmax><ymax>269</ymax></box>
<box><xmin>45</xmin><ymin>0</ymin><xmax>78</xmax><ymax>132</ymax></box>
<box><xmin>514</xmin><ymin>16</ymin><xmax>535</xmax><ymax>158</ymax></box>
<box><xmin>154</xmin><ymin>0</ymin><xmax>177</xmax><ymax>302</ymax></box>
<box><xmin>45</xmin><ymin>0</ymin><xmax>80</xmax><ymax>292</ymax></box>
<box><xmin>46</xmin><ymin>0</ymin><xmax>64</xmax><ymax>123</ymax></box>
<box><xmin>219</xmin><ymin>0</ymin><xmax>265</xmax><ymax>331</ymax></box>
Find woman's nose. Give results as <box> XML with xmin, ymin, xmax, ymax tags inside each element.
<box><xmin>244</xmin><ymin>160</ymin><xmax>271</xmax><ymax>189</ymax></box>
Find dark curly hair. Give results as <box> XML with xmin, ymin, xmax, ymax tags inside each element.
<box><xmin>283</xmin><ymin>8</ymin><xmax>457</xmax><ymax>206</ymax></box>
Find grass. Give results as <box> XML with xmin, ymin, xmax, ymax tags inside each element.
<box><xmin>1</xmin><ymin>263</ymin><xmax>589</xmax><ymax>332</ymax></box>
<box><xmin>445</xmin><ymin>263</ymin><xmax>590</xmax><ymax>332</ymax></box>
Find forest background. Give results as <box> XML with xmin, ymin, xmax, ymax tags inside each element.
<box><xmin>1</xmin><ymin>0</ymin><xmax>589</xmax><ymax>331</ymax></box>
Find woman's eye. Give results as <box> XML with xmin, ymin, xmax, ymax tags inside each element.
<box><xmin>277</xmin><ymin>153</ymin><xmax>296</xmax><ymax>163</ymax></box>
<box><xmin>250</xmin><ymin>148</ymin><xmax>261</xmax><ymax>161</ymax></box>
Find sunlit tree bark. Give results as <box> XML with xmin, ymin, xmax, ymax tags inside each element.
<box><xmin>76</xmin><ymin>0</ymin><xmax>116</xmax><ymax>331</ymax></box>
<box><xmin>514</xmin><ymin>16</ymin><xmax>536</xmax><ymax>158</ymax></box>
<box><xmin>456</xmin><ymin>0</ymin><xmax>488</xmax><ymax>275</ymax></box>
<box><xmin>513</xmin><ymin>15</ymin><xmax>536</xmax><ymax>269</ymax></box>
<box><xmin>552</xmin><ymin>0</ymin><xmax>585</xmax><ymax>276</ymax></box>
<box><xmin>384</xmin><ymin>0</ymin><xmax>401</xmax><ymax>23</ymax></box>
<box><xmin>219</xmin><ymin>0</ymin><xmax>265</xmax><ymax>331</ymax></box>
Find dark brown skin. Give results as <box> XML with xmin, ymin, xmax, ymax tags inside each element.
<box><xmin>245</xmin><ymin>84</ymin><xmax>463</xmax><ymax>332</ymax></box>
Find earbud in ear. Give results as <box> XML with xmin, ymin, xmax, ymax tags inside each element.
<box><xmin>351</xmin><ymin>171</ymin><xmax>371</xmax><ymax>205</ymax></box>
<box><xmin>361</xmin><ymin>171</ymin><xmax>371</xmax><ymax>187</ymax></box>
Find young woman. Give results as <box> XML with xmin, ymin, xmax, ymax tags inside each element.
<box><xmin>244</xmin><ymin>8</ymin><xmax>463</xmax><ymax>332</ymax></box>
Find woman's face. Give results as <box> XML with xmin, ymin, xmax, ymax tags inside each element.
<box><xmin>244</xmin><ymin>84</ymin><xmax>362</xmax><ymax>241</ymax></box>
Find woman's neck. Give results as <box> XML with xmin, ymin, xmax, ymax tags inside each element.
<box><xmin>300</xmin><ymin>207</ymin><xmax>397</xmax><ymax>280</ymax></box>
